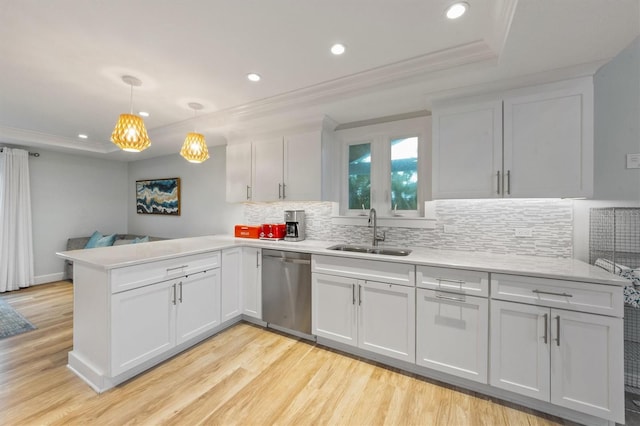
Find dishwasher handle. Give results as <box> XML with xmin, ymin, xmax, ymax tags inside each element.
<box><xmin>266</xmin><ymin>257</ymin><xmax>311</xmax><ymax>265</ymax></box>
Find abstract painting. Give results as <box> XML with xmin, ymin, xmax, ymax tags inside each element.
<box><xmin>136</xmin><ymin>178</ymin><xmax>181</xmax><ymax>215</ymax></box>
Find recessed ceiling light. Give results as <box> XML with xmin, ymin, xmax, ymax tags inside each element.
<box><xmin>247</xmin><ymin>73</ymin><xmax>261</xmax><ymax>82</ymax></box>
<box><xmin>446</xmin><ymin>2</ymin><xmax>469</xmax><ymax>19</ymax></box>
<box><xmin>331</xmin><ymin>43</ymin><xmax>346</xmax><ymax>55</ymax></box>
<box><xmin>139</xmin><ymin>111</ymin><xmax>150</xmax><ymax>117</ymax></box>
<box><xmin>78</xmin><ymin>134</ymin><xmax>88</xmax><ymax>139</ymax></box>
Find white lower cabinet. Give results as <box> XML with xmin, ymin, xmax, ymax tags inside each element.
<box><xmin>176</xmin><ymin>270</ymin><xmax>221</xmax><ymax>344</ymax></box>
<box><xmin>111</xmin><ymin>280</ymin><xmax>176</xmax><ymax>376</ymax></box>
<box><xmin>221</xmin><ymin>248</ymin><xmax>243</xmax><ymax>322</ymax></box>
<box><xmin>490</xmin><ymin>299</ymin><xmax>624</xmax><ymax>423</ymax></box>
<box><xmin>242</xmin><ymin>247</ymin><xmax>262</xmax><ymax>319</ymax></box>
<box><xmin>312</xmin><ymin>273</ymin><xmax>356</xmax><ymax>345</ymax></box>
<box><xmin>111</xmin><ymin>270</ymin><xmax>220</xmax><ymax>377</ymax></box>
<box><xmin>312</xmin><ymin>272</ymin><xmax>415</xmax><ymax>363</ymax></box>
<box><xmin>416</xmin><ymin>288</ymin><xmax>488</xmax><ymax>383</ymax></box>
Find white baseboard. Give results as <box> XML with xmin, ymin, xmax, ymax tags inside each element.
<box><xmin>34</xmin><ymin>272</ymin><xmax>65</xmax><ymax>285</ymax></box>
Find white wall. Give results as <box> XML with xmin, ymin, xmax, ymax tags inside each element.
<box><xmin>29</xmin><ymin>150</ymin><xmax>128</xmax><ymax>283</ymax></box>
<box><xmin>127</xmin><ymin>145</ymin><xmax>242</xmax><ymax>238</ymax></box>
<box><xmin>573</xmin><ymin>37</ymin><xmax>640</xmax><ymax>262</ymax></box>
<box><xmin>593</xmin><ymin>36</ymin><xmax>640</xmax><ymax>201</ymax></box>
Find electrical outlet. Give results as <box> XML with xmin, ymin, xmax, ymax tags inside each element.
<box><xmin>444</xmin><ymin>225</ymin><xmax>457</xmax><ymax>234</ymax></box>
<box><xmin>515</xmin><ymin>228</ymin><xmax>533</xmax><ymax>237</ymax></box>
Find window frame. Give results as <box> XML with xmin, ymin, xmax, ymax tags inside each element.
<box><xmin>338</xmin><ymin>116</ymin><xmax>431</xmax><ymax>218</ymax></box>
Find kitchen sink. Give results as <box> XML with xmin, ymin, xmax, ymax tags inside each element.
<box><xmin>326</xmin><ymin>244</ymin><xmax>412</xmax><ymax>256</ymax></box>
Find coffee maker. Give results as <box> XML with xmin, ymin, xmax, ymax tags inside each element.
<box><xmin>284</xmin><ymin>210</ymin><xmax>305</xmax><ymax>241</ymax></box>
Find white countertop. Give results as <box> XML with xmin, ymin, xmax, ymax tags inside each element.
<box><xmin>57</xmin><ymin>235</ymin><xmax>628</xmax><ymax>286</ymax></box>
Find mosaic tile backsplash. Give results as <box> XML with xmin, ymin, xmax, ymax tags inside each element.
<box><xmin>243</xmin><ymin>199</ymin><xmax>573</xmax><ymax>258</ymax></box>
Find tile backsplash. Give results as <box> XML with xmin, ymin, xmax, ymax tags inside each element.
<box><xmin>243</xmin><ymin>199</ymin><xmax>573</xmax><ymax>258</ymax></box>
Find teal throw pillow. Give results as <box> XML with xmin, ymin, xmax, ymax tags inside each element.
<box><xmin>84</xmin><ymin>231</ymin><xmax>102</xmax><ymax>249</ymax></box>
<box><xmin>133</xmin><ymin>236</ymin><xmax>150</xmax><ymax>244</ymax></box>
<box><xmin>84</xmin><ymin>231</ymin><xmax>117</xmax><ymax>249</ymax></box>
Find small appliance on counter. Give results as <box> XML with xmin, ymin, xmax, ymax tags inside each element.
<box><xmin>234</xmin><ymin>225</ymin><xmax>261</xmax><ymax>239</ymax></box>
<box><xmin>259</xmin><ymin>223</ymin><xmax>286</xmax><ymax>240</ymax></box>
<box><xmin>284</xmin><ymin>210</ymin><xmax>305</xmax><ymax>242</ymax></box>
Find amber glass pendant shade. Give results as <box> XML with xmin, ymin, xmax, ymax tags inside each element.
<box><xmin>111</xmin><ymin>113</ymin><xmax>151</xmax><ymax>152</ymax></box>
<box><xmin>180</xmin><ymin>132</ymin><xmax>209</xmax><ymax>163</ymax></box>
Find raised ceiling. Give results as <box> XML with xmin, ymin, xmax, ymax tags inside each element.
<box><xmin>0</xmin><ymin>0</ymin><xmax>638</xmax><ymax>161</ymax></box>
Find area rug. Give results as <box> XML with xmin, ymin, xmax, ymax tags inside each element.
<box><xmin>0</xmin><ymin>297</ymin><xmax>36</xmax><ymax>339</ymax></box>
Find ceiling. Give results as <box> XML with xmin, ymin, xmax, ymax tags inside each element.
<box><xmin>1</xmin><ymin>0</ymin><xmax>638</xmax><ymax>161</ymax></box>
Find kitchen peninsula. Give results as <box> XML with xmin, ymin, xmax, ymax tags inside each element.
<box><xmin>58</xmin><ymin>235</ymin><xmax>627</xmax><ymax>426</ymax></box>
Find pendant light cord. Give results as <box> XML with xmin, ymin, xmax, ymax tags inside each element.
<box><xmin>129</xmin><ymin>84</ymin><xmax>134</xmax><ymax>114</ymax></box>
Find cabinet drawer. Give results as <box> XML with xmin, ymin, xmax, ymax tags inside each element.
<box><xmin>312</xmin><ymin>255</ymin><xmax>414</xmax><ymax>286</ymax></box>
<box><xmin>491</xmin><ymin>273</ymin><xmax>623</xmax><ymax>317</ymax></box>
<box><xmin>111</xmin><ymin>251</ymin><xmax>221</xmax><ymax>293</ymax></box>
<box><xmin>417</xmin><ymin>266</ymin><xmax>488</xmax><ymax>297</ymax></box>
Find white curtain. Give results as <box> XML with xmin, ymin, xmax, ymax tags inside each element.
<box><xmin>0</xmin><ymin>148</ymin><xmax>34</xmax><ymax>292</ymax></box>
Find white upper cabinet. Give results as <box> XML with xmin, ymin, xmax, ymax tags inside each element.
<box><xmin>225</xmin><ymin>117</ymin><xmax>338</xmax><ymax>203</ymax></box>
<box><xmin>432</xmin><ymin>77</ymin><xmax>594</xmax><ymax>199</ymax></box>
<box><xmin>432</xmin><ymin>100</ymin><xmax>503</xmax><ymax>199</ymax></box>
<box><xmin>284</xmin><ymin>130</ymin><xmax>323</xmax><ymax>201</ymax></box>
<box><xmin>253</xmin><ymin>137</ymin><xmax>284</xmax><ymax>202</ymax></box>
<box><xmin>252</xmin><ymin>131</ymin><xmax>323</xmax><ymax>202</ymax></box>
<box><xmin>226</xmin><ymin>143</ymin><xmax>253</xmax><ymax>203</ymax></box>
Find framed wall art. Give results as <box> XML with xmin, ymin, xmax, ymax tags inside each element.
<box><xmin>136</xmin><ymin>177</ymin><xmax>181</xmax><ymax>215</ymax></box>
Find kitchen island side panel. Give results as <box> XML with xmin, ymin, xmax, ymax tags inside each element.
<box><xmin>71</xmin><ymin>263</ymin><xmax>110</xmax><ymax>377</ymax></box>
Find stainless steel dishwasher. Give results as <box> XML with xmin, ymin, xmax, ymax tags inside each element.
<box><xmin>262</xmin><ymin>249</ymin><xmax>312</xmax><ymax>337</ymax></box>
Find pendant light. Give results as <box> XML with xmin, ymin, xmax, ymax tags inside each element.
<box><xmin>180</xmin><ymin>102</ymin><xmax>210</xmax><ymax>163</ymax></box>
<box><xmin>111</xmin><ymin>75</ymin><xmax>151</xmax><ymax>152</ymax></box>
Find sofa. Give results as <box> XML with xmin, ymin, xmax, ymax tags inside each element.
<box><xmin>65</xmin><ymin>233</ymin><xmax>166</xmax><ymax>280</ymax></box>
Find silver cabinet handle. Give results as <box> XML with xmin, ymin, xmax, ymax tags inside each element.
<box><xmin>358</xmin><ymin>284</ymin><xmax>362</xmax><ymax>306</ymax></box>
<box><xmin>436</xmin><ymin>278</ymin><xmax>465</xmax><ymax>285</ymax></box>
<box><xmin>172</xmin><ymin>284</ymin><xmax>177</xmax><ymax>305</ymax></box>
<box><xmin>532</xmin><ymin>289</ymin><xmax>573</xmax><ymax>298</ymax></box>
<box><xmin>496</xmin><ymin>170</ymin><xmax>501</xmax><ymax>195</ymax></box>
<box><xmin>506</xmin><ymin>170</ymin><xmax>511</xmax><ymax>195</ymax></box>
<box><xmin>256</xmin><ymin>251</ymin><xmax>260</xmax><ymax>268</ymax></box>
<box><xmin>282</xmin><ymin>183</ymin><xmax>286</xmax><ymax>199</ymax></box>
<box><xmin>246</xmin><ymin>185</ymin><xmax>251</xmax><ymax>200</ymax></box>
<box><xmin>543</xmin><ymin>313</ymin><xmax>548</xmax><ymax>344</ymax></box>
<box><xmin>352</xmin><ymin>283</ymin><xmax>356</xmax><ymax>305</ymax></box>
<box><xmin>167</xmin><ymin>265</ymin><xmax>188</xmax><ymax>273</ymax></box>
<box><xmin>555</xmin><ymin>315</ymin><xmax>561</xmax><ymax>346</ymax></box>
<box><xmin>278</xmin><ymin>183</ymin><xmax>282</xmax><ymax>199</ymax></box>
<box><xmin>178</xmin><ymin>281</ymin><xmax>183</xmax><ymax>303</ymax></box>
<box><xmin>435</xmin><ymin>293</ymin><xmax>465</xmax><ymax>302</ymax></box>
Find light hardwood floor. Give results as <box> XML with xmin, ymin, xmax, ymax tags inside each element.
<box><xmin>0</xmin><ymin>281</ymin><xmax>572</xmax><ymax>425</ymax></box>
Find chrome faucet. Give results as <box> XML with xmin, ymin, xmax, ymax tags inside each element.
<box><xmin>368</xmin><ymin>208</ymin><xmax>386</xmax><ymax>246</ymax></box>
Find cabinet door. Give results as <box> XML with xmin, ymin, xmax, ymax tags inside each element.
<box><xmin>111</xmin><ymin>280</ymin><xmax>176</xmax><ymax>376</ymax></box>
<box><xmin>358</xmin><ymin>280</ymin><xmax>415</xmax><ymax>362</ymax></box>
<box><xmin>283</xmin><ymin>130</ymin><xmax>322</xmax><ymax>201</ymax></box>
<box><xmin>550</xmin><ymin>309</ymin><xmax>624</xmax><ymax>423</ymax></box>
<box><xmin>432</xmin><ymin>100</ymin><xmax>503</xmax><ymax>199</ymax></box>
<box><xmin>253</xmin><ymin>138</ymin><xmax>283</xmax><ymax>201</ymax></box>
<box><xmin>312</xmin><ymin>273</ymin><xmax>357</xmax><ymax>346</ymax></box>
<box><xmin>489</xmin><ymin>300</ymin><xmax>550</xmax><ymax>401</ymax></box>
<box><xmin>221</xmin><ymin>248</ymin><xmax>242</xmax><ymax>322</ymax></box>
<box><xmin>503</xmin><ymin>79</ymin><xmax>593</xmax><ymax>198</ymax></box>
<box><xmin>416</xmin><ymin>289</ymin><xmax>488</xmax><ymax>383</ymax></box>
<box><xmin>226</xmin><ymin>143</ymin><xmax>253</xmax><ymax>202</ymax></box>
<box><xmin>242</xmin><ymin>247</ymin><xmax>262</xmax><ymax>319</ymax></box>
<box><xmin>176</xmin><ymin>269</ymin><xmax>221</xmax><ymax>345</ymax></box>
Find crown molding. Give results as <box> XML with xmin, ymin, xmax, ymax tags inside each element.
<box><xmin>0</xmin><ymin>125</ymin><xmax>118</xmax><ymax>154</ymax></box>
<box><xmin>487</xmin><ymin>0</ymin><xmax>519</xmax><ymax>55</ymax></box>
<box><xmin>160</xmin><ymin>40</ymin><xmax>497</xmax><ymax>136</ymax></box>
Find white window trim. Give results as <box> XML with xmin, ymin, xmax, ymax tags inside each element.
<box><xmin>337</xmin><ymin>116</ymin><xmax>432</xmax><ymax>218</ymax></box>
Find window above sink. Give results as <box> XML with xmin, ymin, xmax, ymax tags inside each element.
<box><xmin>336</xmin><ymin>115</ymin><xmax>432</xmax><ymax>219</ymax></box>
